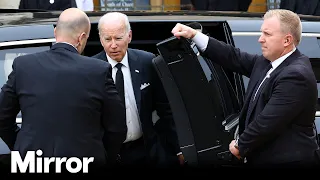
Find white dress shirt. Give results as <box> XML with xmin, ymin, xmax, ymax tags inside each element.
<box><xmin>106</xmin><ymin>52</ymin><xmax>142</xmax><ymax>143</ymax></box>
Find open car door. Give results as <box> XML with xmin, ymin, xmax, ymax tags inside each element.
<box><xmin>152</xmin><ymin>22</ymin><xmax>244</xmax><ymax>167</ymax></box>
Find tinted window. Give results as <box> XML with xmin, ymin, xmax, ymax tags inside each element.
<box><xmin>232</xmin><ymin>35</ymin><xmax>260</xmax><ymax>91</ymax></box>
<box><xmin>233</xmin><ymin>36</ymin><xmax>261</xmax><ymax>55</ymax></box>
<box><xmin>198</xmin><ymin>54</ymin><xmax>241</xmax><ymax>118</ymax></box>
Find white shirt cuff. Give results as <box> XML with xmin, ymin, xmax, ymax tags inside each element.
<box><xmin>177</xmin><ymin>152</ymin><xmax>182</xmax><ymax>156</ymax></box>
<box><xmin>191</xmin><ymin>31</ymin><xmax>209</xmax><ymax>52</ymax></box>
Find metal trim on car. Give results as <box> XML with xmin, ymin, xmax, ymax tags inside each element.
<box><xmin>0</xmin><ymin>38</ymin><xmax>56</xmax><ymax>47</ymax></box>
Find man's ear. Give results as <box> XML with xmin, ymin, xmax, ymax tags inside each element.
<box><xmin>284</xmin><ymin>34</ymin><xmax>293</xmax><ymax>46</ymax></box>
<box><xmin>54</xmin><ymin>27</ymin><xmax>57</xmax><ymax>38</ymax></box>
<box><xmin>128</xmin><ymin>30</ymin><xmax>132</xmax><ymax>43</ymax></box>
<box><xmin>78</xmin><ymin>32</ymin><xmax>87</xmax><ymax>46</ymax></box>
<box><xmin>98</xmin><ymin>33</ymin><xmax>104</xmax><ymax>46</ymax></box>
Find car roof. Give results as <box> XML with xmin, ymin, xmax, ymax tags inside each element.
<box><xmin>0</xmin><ymin>11</ymin><xmax>261</xmax><ymax>26</ymax></box>
<box><xmin>1</xmin><ymin>10</ymin><xmax>320</xmax><ymax>42</ymax></box>
<box><xmin>2</xmin><ymin>10</ymin><xmax>320</xmax><ymax>25</ymax></box>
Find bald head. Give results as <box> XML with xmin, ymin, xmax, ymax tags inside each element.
<box><xmin>55</xmin><ymin>8</ymin><xmax>90</xmax><ymax>42</ymax></box>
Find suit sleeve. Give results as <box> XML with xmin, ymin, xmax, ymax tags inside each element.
<box><xmin>202</xmin><ymin>37</ymin><xmax>260</xmax><ymax>78</ymax></box>
<box><xmin>238</xmin><ymin>69</ymin><xmax>312</xmax><ymax>157</ymax></box>
<box><xmin>101</xmin><ymin>64</ymin><xmax>127</xmax><ymax>162</ymax></box>
<box><xmin>151</xmin><ymin>54</ymin><xmax>181</xmax><ymax>155</ymax></box>
<box><xmin>0</xmin><ymin>59</ymin><xmax>21</xmax><ymax>150</ymax></box>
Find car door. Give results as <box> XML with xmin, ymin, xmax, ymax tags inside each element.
<box><xmin>153</xmin><ymin>21</ymin><xmax>245</xmax><ymax>166</ymax></box>
<box><xmin>0</xmin><ymin>24</ymin><xmax>55</xmax><ymax>155</ymax></box>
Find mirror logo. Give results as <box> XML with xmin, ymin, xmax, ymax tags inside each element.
<box><xmin>11</xmin><ymin>149</ymin><xmax>94</xmax><ymax>173</ymax></box>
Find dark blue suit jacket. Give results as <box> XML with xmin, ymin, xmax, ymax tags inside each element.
<box><xmin>0</xmin><ymin>43</ymin><xmax>127</xmax><ymax>166</ymax></box>
<box><xmin>92</xmin><ymin>48</ymin><xmax>180</xmax><ymax>164</ymax></box>
<box><xmin>203</xmin><ymin>37</ymin><xmax>319</xmax><ymax>165</ymax></box>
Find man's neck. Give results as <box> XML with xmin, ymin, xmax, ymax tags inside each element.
<box><xmin>56</xmin><ymin>41</ymin><xmax>78</xmax><ymax>52</ymax></box>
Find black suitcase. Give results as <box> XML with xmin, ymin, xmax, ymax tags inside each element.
<box><xmin>152</xmin><ymin>36</ymin><xmax>240</xmax><ymax>167</ymax></box>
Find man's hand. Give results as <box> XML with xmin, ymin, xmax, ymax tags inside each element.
<box><xmin>177</xmin><ymin>154</ymin><xmax>185</xmax><ymax>165</ymax></box>
<box><xmin>171</xmin><ymin>23</ymin><xmax>198</xmax><ymax>39</ymax></box>
<box><xmin>229</xmin><ymin>140</ymin><xmax>241</xmax><ymax>160</ymax></box>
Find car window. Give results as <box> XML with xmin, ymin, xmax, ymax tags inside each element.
<box><xmin>198</xmin><ymin>54</ymin><xmax>241</xmax><ymax>118</ymax></box>
<box><xmin>233</xmin><ymin>35</ymin><xmax>262</xmax><ymax>56</ymax></box>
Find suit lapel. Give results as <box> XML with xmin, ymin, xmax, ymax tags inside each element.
<box><xmin>244</xmin><ymin>49</ymin><xmax>301</xmax><ymax>126</ymax></box>
<box><xmin>243</xmin><ymin>59</ymin><xmax>271</xmax><ymax>109</ymax></box>
<box><xmin>265</xmin><ymin>49</ymin><xmax>300</xmax><ymax>81</ymax></box>
<box><xmin>127</xmin><ymin>49</ymin><xmax>142</xmax><ymax>113</ymax></box>
<box><xmin>95</xmin><ymin>50</ymin><xmax>142</xmax><ymax>112</ymax></box>
<box><xmin>95</xmin><ymin>51</ymin><xmax>107</xmax><ymax>61</ymax></box>
<box><xmin>243</xmin><ymin>61</ymin><xmax>271</xmax><ymax>127</ymax></box>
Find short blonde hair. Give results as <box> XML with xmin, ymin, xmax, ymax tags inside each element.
<box><xmin>264</xmin><ymin>9</ymin><xmax>302</xmax><ymax>46</ymax></box>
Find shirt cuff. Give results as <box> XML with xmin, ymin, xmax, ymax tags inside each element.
<box><xmin>191</xmin><ymin>31</ymin><xmax>209</xmax><ymax>52</ymax></box>
<box><xmin>177</xmin><ymin>152</ymin><xmax>182</xmax><ymax>156</ymax></box>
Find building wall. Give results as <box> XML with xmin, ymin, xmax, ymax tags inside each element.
<box><xmin>0</xmin><ymin>0</ymin><xmax>20</xmax><ymax>9</ymax></box>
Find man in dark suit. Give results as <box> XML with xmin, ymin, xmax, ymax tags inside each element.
<box><xmin>0</xmin><ymin>8</ymin><xmax>127</xmax><ymax>171</ymax></box>
<box><xmin>92</xmin><ymin>12</ymin><xmax>184</xmax><ymax>167</ymax></box>
<box><xmin>171</xmin><ymin>9</ymin><xmax>320</xmax><ymax>166</ymax></box>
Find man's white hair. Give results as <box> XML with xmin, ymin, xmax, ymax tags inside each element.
<box><xmin>98</xmin><ymin>12</ymin><xmax>131</xmax><ymax>33</ymax></box>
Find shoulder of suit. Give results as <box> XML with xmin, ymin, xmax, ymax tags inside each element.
<box><xmin>128</xmin><ymin>48</ymin><xmax>155</xmax><ymax>58</ymax></box>
<box><xmin>83</xmin><ymin>55</ymin><xmax>108</xmax><ymax>65</ymax></box>
<box><xmin>13</xmin><ymin>50</ymin><xmax>47</xmax><ymax>64</ymax></box>
<box><xmin>91</xmin><ymin>50</ymin><xmax>105</xmax><ymax>59</ymax></box>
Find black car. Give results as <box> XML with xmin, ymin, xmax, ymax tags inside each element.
<box><xmin>0</xmin><ymin>10</ymin><xmax>319</xmax><ymax>166</ymax></box>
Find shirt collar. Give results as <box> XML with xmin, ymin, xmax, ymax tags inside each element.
<box><xmin>106</xmin><ymin>51</ymin><xmax>129</xmax><ymax>68</ymax></box>
<box><xmin>271</xmin><ymin>47</ymin><xmax>296</xmax><ymax>69</ymax></box>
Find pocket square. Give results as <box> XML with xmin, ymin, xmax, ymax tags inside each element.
<box><xmin>140</xmin><ymin>83</ymin><xmax>150</xmax><ymax>90</ymax></box>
